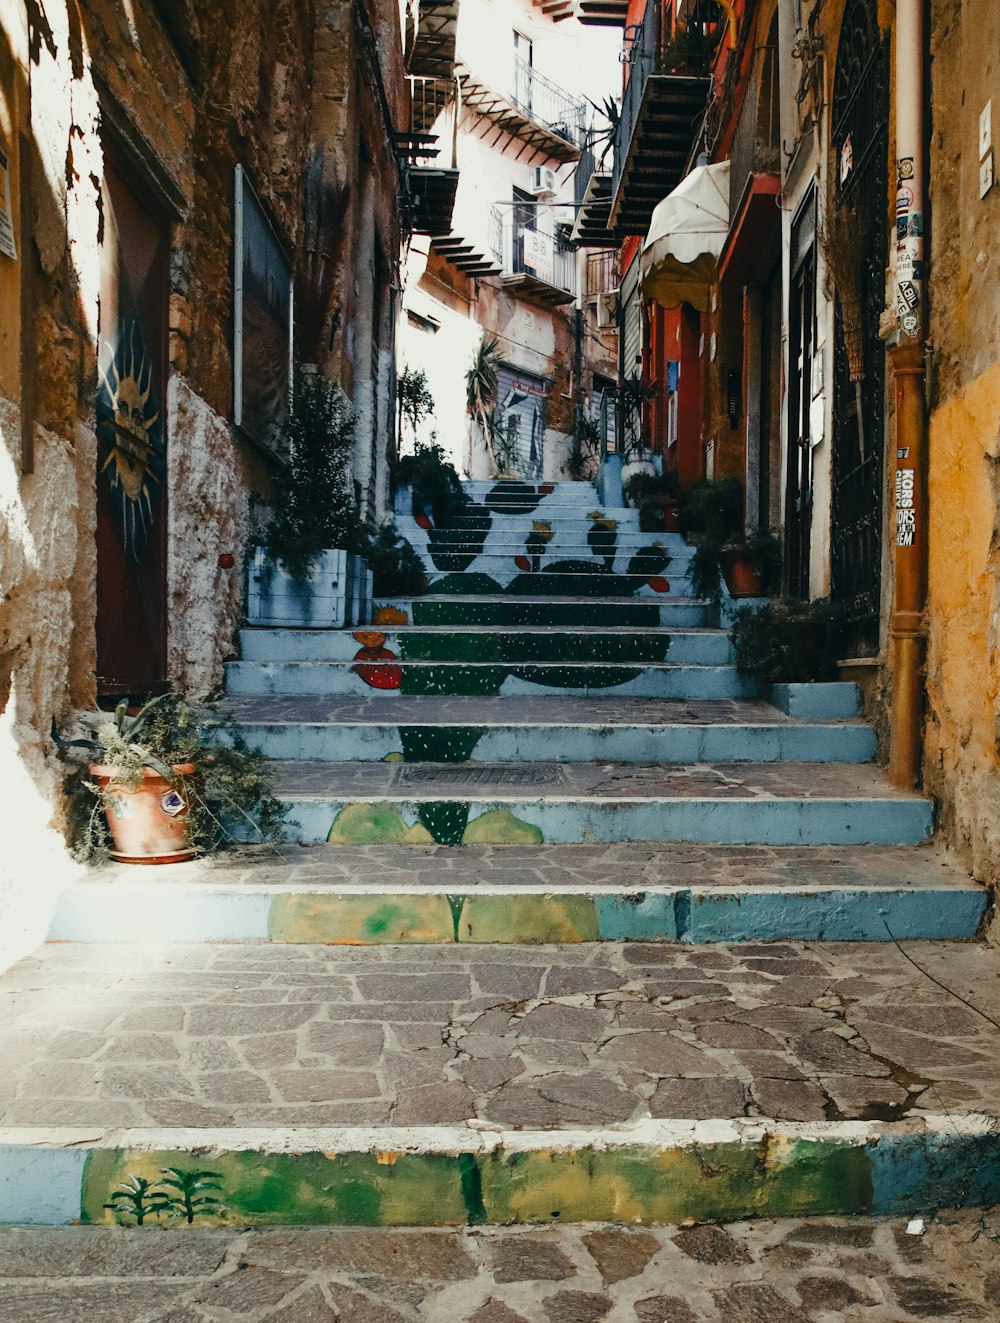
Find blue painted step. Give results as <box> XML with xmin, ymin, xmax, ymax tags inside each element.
<box><xmin>269</xmin><ymin>759</ymin><xmax>934</xmax><ymax>848</ymax></box>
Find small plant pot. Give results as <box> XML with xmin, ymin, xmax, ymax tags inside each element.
<box><xmin>90</xmin><ymin>763</ymin><xmax>196</xmax><ymax>864</ymax></box>
<box><xmin>722</xmin><ymin>550</ymin><xmax>772</xmax><ymax>598</ymax></box>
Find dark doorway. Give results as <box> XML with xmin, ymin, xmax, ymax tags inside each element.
<box><xmin>785</xmin><ymin>189</ymin><xmax>817</xmax><ymax>597</ymax></box>
<box><xmin>95</xmin><ymin>151</ymin><xmax>170</xmax><ymax>695</ymax></box>
<box><xmin>830</xmin><ymin>0</ymin><xmax>888</xmax><ymax>655</ymax></box>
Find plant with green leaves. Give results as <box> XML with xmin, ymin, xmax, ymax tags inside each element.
<box><xmin>104</xmin><ymin>1175</ymin><xmax>172</xmax><ymax>1226</ymax></box>
<box><xmin>62</xmin><ymin>694</ymin><xmax>286</xmax><ymax>864</ymax></box>
<box><xmin>263</xmin><ymin>367</ymin><xmax>359</xmax><ymax>582</ymax></box>
<box><xmin>158</xmin><ymin>1167</ymin><xmax>224</xmax><ymax>1224</ymax></box>
<box><xmin>397</xmin><ymin>365</ymin><xmax>435</xmax><ymax>451</ymax></box>
<box><xmin>393</xmin><ymin>442</ymin><xmax>467</xmax><ymax>525</ymax></box>
<box><xmin>361</xmin><ymin>522</ymin><xmax>429</xmax><ymax>596</ymax></box>
<box><xmin>466</xmin><ymin>336</ymin><xmax>501</xmax><ymax>472</ymax></box>
<box><xmin>567</xmin><ymin>413</ymin><xmax>601</xmax><ymax>479</ymax></box>
<box><xmin>731</xmin><ymin>596</ymin><xmax>846</xmax><ymax>684</ymax></box>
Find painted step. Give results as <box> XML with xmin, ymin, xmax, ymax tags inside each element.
<box><xmin>268</xmin><ymin>759</ymin><xmax>933</xmax><ymax>846</ymax></box>
<box><xmin>48</xmin><ymin>843</ymin><xmax>986</xmax><ymax>944</ymax></box>
<box><xmin>372</xmin><ymin>596</ymin><xmax>714</xmax><ymax>627</ymax></box>
<box><xmin>416</xmin><ymin>553</ymin><xmax>687</xmax><ymax>579</ymax></box>
<box><xmin>225</xmin><ymin>694</ymin><xmax>876</xmax><ymax>765</ymax></box>
<box><xmin>3</xmin><ymin>937</ymin><xmax>999</xmax><ymax>1226</ymax></box>
<box><xmin>401</xmin><ymin>531</ymin><xmax>695</xmax><ymax>553</ymax></box>
<box><xmin>223</xmin><ymin>659</ymin><xmax>754</xmax><ymax>700</ymax></box>
<box><xmin>419</xmin><ymin>572</ymin><xmax>685</xmax><ymax>598</ymax></box>
<box><xmin>238</xmin><ymin>627</ymin><xmax>732</xmax><ymax>665</ymax></box>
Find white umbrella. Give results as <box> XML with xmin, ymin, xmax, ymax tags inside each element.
<box><xmin>640</xmin><ymin>161</ymin><xmax>731</xmax><ymax>313</ymax></box>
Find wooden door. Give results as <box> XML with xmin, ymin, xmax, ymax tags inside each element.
<box><xmin>95</xmin><ymin>153</ymin><xmax>170</xmax><ymax>695</ymax></box>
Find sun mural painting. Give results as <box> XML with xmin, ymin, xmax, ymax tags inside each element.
<box><xmin>97</xmin><ymin>322</ymin><xmax>163</xmax><ymax>560</ymax></box>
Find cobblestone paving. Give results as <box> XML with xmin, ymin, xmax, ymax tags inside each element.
<box><xmin>0</xmin><ymin>1213</ymin><xmax>998</xmax><ymax>1321</ymax></box>
<box><xmin>271</xmin><ymin>761</ymin><xmax>921</xmax><ymax>800</ymax></box>
<box><xmin>78</xmin><ymin>842</ymin><xmax>975</xmax><ymax>893</ymax></box>
<box><xmin>3</xmin><ymin>940</ymin><xmax>999</xmax><ymax>1129</ymax></box>
<box><xmin>222</xmin><ymin>696</ymin><xmax>807</xmax><ymax>726</ymax></box>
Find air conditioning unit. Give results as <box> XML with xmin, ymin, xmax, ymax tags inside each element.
<box><xmin>531</xmin><ymin>167</ymin><xmax>557</xmax><ymax>198</ymax></box>
<box><xmin>596</xmin><ymin>288</ymin><xmax>619</xmax><ymax>328</ymax></box>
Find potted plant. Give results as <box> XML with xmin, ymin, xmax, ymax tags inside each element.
<box><xmin>618</xmin><ymin>375</ymin><xmax>657</xmax><ymax>486</ymax></box>
<box><xmin>678</xmin><ymin>476</ymin><xmax>744</xmax><ymax>544</ymax></box>
<box><xmin>392</xmin><ymin>441</ymin><xmax>468</xmax><ymax>526</ymax></box>
<box><xmin>731</xmin><ymin>597</ymin><xmax>845</xmax><ymax>685</ymax></box>
<box><xmin>623</xmin><ymin>470</ymin><xmax>683</xmax><ymax>532</ymax></box>
<box><xmin>63</xmin><ymin>695</ymin><xmax>286</xmax><ymax>865</ymax></box>
<box><xmin>721</xmin><ymin>527</ymin><xmax>783</xmax><ymax>598</ymax></box>
<box><xmin>248</xmin><ymin>368</ymin><xmax>369</xmax><ymax>628</ymax></box>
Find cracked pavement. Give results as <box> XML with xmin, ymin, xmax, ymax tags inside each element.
<box><xmin>2</xmin><ymin>939</ymin><xmax>999</xmax><ymax>1129</ymax></box>
<box><xmin>0</xmin><ymin>1213</ymin><xmax>999</xmax><ymax>1321</ymax></box>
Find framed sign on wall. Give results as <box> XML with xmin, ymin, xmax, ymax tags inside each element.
<box><xmin>233</xmin><ymin>164</ymin><xmax>293</xmax><ymax>460</ymax></box>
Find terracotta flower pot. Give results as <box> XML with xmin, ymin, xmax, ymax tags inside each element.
<box><xmin>722</xmin><ymin>550</ymin><xmax>772</xmax><ymax>598</ymax></box>
<box><xmin>90</xmin><ymin>763</ymin><xmax>197</xmax><ymax>864</ymax></box>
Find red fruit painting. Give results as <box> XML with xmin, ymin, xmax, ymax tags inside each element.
<box><xmin>514</xmin><ymin>555</ymin><xmax>532</xmax><ymax>572</ymax></box>
<box><xmin>647</xmin><ymin>576</ymin><xmax>671</xmax><ymax>594</ymax></box>
<box><xmin>353</xmin><ymin>645</ymin><xmax>403</xmax><ymax>689</ymax></box>
<box><xmin>415</xmin><ymin>514</ymin><xmax>433</xmax><ymax>530</ymax></box>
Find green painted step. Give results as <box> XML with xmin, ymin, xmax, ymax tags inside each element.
<box><xmin>372</xmin><ymin>596</ymin><xmax>712</xmax><ymax>627</ymax></box>
<box><xmin>223</xmin><ymin>659</ymin><xmax>754</xmax><ymax>700</ymax></box>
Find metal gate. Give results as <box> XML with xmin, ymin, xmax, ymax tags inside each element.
<box><xmin>830</xmin><ymin>1</ymin><xmax>888</xmax><ymax>656</ymax></box>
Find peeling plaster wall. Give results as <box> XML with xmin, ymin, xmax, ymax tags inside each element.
<box><xmin>167</xmin><ymin>377</ymin><xmax>253</xmax><ymax>696</ymax></box>
<box><xmin>924</xmin><ymin>0</ymin><xmax>1000</xmax><ymax>882</ymax></box>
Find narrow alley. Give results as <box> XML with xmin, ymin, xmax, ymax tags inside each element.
<box><xmin>1</xmin><ymin>0</ymin><xmax>999</xmax><ymax>1319</ymax></box>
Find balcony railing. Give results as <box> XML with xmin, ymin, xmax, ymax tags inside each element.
<box><xmin>575</xmin><ymin>144</ymin><xmax>598</xmax><ymax>209</ymax></box>
<box><xmin>729</xmin><ymin>45</ymin><xmax>780</xmax><ymax>217</ymax></box>
<box><xmin>491</xmin><ymin>208</ymin><xmax>576</xmax><ymax>297</ymax></box>
<box><xmin>610</xmin><ymin>0</ymin><xmax>714</xmax><ymax>228</ymax></box>
<box><xmin>585</xmin><ymin>248</ymin><xmax>620</xmax><ymax>298</ymax></box>
<box><xmin>510</xmin><ymin>56</ymin><xmax>586</xmax><ymax>148</ymax></box>
<box><xmin>406</xmin><ymin>76</ymin><xmax>458</xmax><ymax>165</ymax></box>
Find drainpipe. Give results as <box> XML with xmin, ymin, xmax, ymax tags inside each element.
<box><xmin>887</xmin><ymin>0</ymin><xmax>928</xmax><ymax>789</ymax></box>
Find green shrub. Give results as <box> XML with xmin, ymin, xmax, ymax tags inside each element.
<box><xmin>361</xmin><ymin>523</ymin><xmax>429</xmax><ymax>597</ymax></box>
<box><xmin>730</xmin><ymin>597</ymin><xmax>846</xmax><ymax>684</ymax></box>
<box><xmin>679</xmin><ymin>477</ymin><xmax>743</xmax><ymax>543</ymax></box>
<box><xmin>393</xmin><ymin>443</ymin><xmax>467</xmax><ymax>525</ymax></box>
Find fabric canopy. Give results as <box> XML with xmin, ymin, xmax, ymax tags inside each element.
<box><xmin>640</xmin><ymin>162</ymin><xmax>731</xmax><ymax>313</ymax></box>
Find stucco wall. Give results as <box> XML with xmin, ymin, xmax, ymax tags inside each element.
<box><xmin>923</xmin><ymin>0</ymin><xmax>1000</xmax><ymax>883</ymax></box>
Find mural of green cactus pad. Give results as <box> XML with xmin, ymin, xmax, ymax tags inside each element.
<box><xmin>83</xmin><ymin>1149</ymin><xmax>473</xmax><ymax>1227</ymax></box>
<box><xmin>428</xmin><ymin>503</ymin><xmax>492</xmax><ymax>572</ymax></box>
<box><xmin>427</xmin><ymin>572</ymin><xmax>506</xmax><ymax>598</ymax></box>
<box><xmin>461</xmin><ymin>808</ymin><xmax>544</xmax><ymax>844</ymax></box>
<box><xmin>327</xmin><ymin>803</ymin><xmax>434</xmax><ymax>844</ymax></box>
<box><xmin>485</xmin><ymin>481</ymin><xmax>545</xmax><ymax>514</ymax></box>
<box><xmin>418</xmin><ymin>801</ymin><xmax>471</xmax><ymax>844</ymax></box>
<box><xmin>459</xmin><ymin>894</ymin><xmax>598</xmax><ymax>942</ymax></box>
<box><xmin>626</xmin><ymin>544</ymin><xmax>671</xmax><ymax>580</ymax></box>
<box><xmin>587</xmin><ymin>514</ymin><xmax>619</xmax><ymax>568</ymax></box>
<box><xmin>399</xmin><ymin>726</ymin><xmax>486</xmax><ymax>763</ymax></box>
<box><xmin>401</xmin><ymin>662</ymin><xmax>507</xmax><ymax>697</ymax></box>
<box><xmin>270</xmin><ymin>893</ymin><xmax>457</xmax><ymax>944</ymax></box>
<box><xmin>508</xmin><ymin>561</ymin><xmax>621</xmax><ymax>598</ymax></box>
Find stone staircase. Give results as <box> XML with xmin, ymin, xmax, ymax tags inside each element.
<box><xmin>2</xmin><ymin>477</ymin><xmax>997</xmax><ymax>1234</ymax></box>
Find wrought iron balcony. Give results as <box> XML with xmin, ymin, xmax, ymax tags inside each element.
<box><xmin>571</xmin><ymin>142</ymin><xmax>616</xmax><ymax>247</ymax></box>
<box><xmin>609</xmin><ymin>1</ymin><xmax>714</xmax><ymax>235</ymax></box>
<box><xmin>400</xmin><ymin>77</ymin><xmax>460</xmax><ymax>236</ymax></box>
<box><xmin>406</xmin><ymin>0</ymin><xmax>460</xmax><ymax>79</ymax></box>
<box><xmin>491</xmin><ymin>207</ymin><xmax>577</xmax><ymax>306</ymax></box>
<box><xmin>585</xmin><ymin>248</ymin><xmax>620</xmax><ymax>298</ymax></box>
<box><xmin>457</xmin><ymin>57</ymin><xmax>585</xmax><ymax>164</ymax></box>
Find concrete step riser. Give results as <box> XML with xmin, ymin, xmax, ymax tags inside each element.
<box><xmin>279</xmin><ymin>797</ymin><xmax>933</xmax><ymax>847</ymax></box>
<box><xmin>223</xmin><ymin>662</ymin><xmax>756</xmax><ymax>700</ymax></box>
<box><xmin>49</xmin><ymin>880</ymin><xmax>985</xmax><ymax>944</ymax></box>
<box><xmin>372</xmin><ymin>600</ymin><xmax>714</xmax><ymax>628</ymax></box>
<box><xmin>234</xmin><ymin>722</ymin><xmax>877</xmax><ymax>765</ymax></box>
<box><xmin>3</xmin><ymin>1121</ymin><xmax>997</xmax><ymax>1228</ymax></box>
<box><xmin>238</xmin><ymin>630</ymin><xmax>731</xmax><ymax>665</ymax></box>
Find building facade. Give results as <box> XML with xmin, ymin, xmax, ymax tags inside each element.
<box><xmin>0</xmin><ymin>0</ymin><xmax>406</xmax><ymax>963</ymax></box>
<box><xmin>399</xmin><ymin>0</ymin><xmax>620</xmax><ymax>479</ymax></box>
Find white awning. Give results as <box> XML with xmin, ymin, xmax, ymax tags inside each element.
<box><xmin>640</xmin><ymin>162</ymin><xmax>731</xmax><ymax>313</ymax></box>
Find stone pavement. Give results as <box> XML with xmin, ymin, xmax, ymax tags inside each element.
<box><xmin>3</xmin><ymin>938</ymin><xmax>1000</xmax><ymax>1129</ymax></box>
<box><xmin>1</xmin><ymin>1212</ymin><xmax>998</xmax><ymax>1321</ymax></box>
